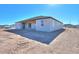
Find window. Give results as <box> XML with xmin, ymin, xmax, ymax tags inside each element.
<box><xmin>41</xmin><ymin>20</ymin><xmax>44</xmax><ymax>26</ymax></box>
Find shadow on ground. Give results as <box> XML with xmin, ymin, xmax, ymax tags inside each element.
<box><xmin>5</xmin><ymin>29</ymin><xmax>65</xmax><ymax>44</ymax></box>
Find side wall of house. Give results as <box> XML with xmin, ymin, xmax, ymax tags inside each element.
<box><xmin>15</xmin><ymin>18</ymin><xmax>63</xmax><ymax>31</ymax></box>
<box><xmin>25</xmin><ymin>23</ymin><xmax>36</xmax><ymax>30</ymax></box>
<box><xmin>50</xmin><ymin>18</ymin><xmax>63</xmax><ymax>31</ymax></box>
<box><xmin>36</xmin><ymin>19</ymin><xmax>51</xmax><ymax>32</ymax></box>
<box><xmin>31</xmin><ymin>24</ymin><xmax>36</xmax><ymax>30</ymax></box>
<box><xmin>36</xmin><ymin>18</ymin><xmax>63</xmax><ymax>32</ymax></box>
<box><xmin>15</xmin><ymin>22</ymin><xmax>23</xmax><ymax>29</ymax></box>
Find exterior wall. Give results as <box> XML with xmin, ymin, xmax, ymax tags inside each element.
<box><xmin>36</xmin><ymin>19</ymin><xmax>51</xmax><ymax>32</ymax></box>
<box><xmin>50</xmin><ymin>18</ymin><xmax>63</xmax><ymax>31</ymax></box>
<box><xmin>25</xmin><ymin>23</ymin><xmax>28</xmax><ymax>29</ymax></box>
<box><xmin>31</xmin><ymin>24</ymin><xmax>36</xmax><ymax>30</ymax></box>
<box><xmin>15</xmin><ymin>18</ymin><xmax>63</xmax><ymax>32</ymax></box>
<box><xmin>25</xmin><ymin>23</ymin><xmax>36</xmax><ymax>30</ymax></box>
<box><xmin>36</xmin><ymin>18</ymin><xmax>63</xmax><ymax>32</ymax></box>
<box><xmin>15</xmin><ymin>22</ymin><xmax>23</xmax><ymax>29</ymax></box>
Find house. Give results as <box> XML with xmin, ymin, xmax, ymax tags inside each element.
<box><xmin>15</xmin><ymin>16</ymin><xmax>63</xmax><ymax>32</ymax></box>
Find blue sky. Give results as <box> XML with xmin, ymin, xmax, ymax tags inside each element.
<box><xmin>0</xmin><ymin>4</ymin><xmax>79</xmax><ymax>25</ymax></box>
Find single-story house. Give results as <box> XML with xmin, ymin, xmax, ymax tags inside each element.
<box><xmin>15</xmin><ymin>16</ymin><xmax>63</xmax><ymax>32</ymax></box>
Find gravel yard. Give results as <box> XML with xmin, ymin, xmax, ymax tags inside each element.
<box><xmin>6</xmin><ymin>29</ymin><xmax>64</xmax><ymax>44</ymax></box>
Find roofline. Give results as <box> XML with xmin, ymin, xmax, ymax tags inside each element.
<box><xmin>16</xmin><ymin>16</ymin><xmax>63</xmax><ymax>24</ymax></box>
<box><xmin>48</xmin><ymin>17</ymin><xmax>63</xmax><ymax>24</ymax></box>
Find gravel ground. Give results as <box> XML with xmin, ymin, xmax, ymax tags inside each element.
<box><xmin>6</xmin><ymin>29</ymin><xmax>65</xmax><ymax>44</ymax></box>
<box><xmin>0</xmin><ymin>28</ymin><xmax>79</xmax><ymax>54</ymax></box>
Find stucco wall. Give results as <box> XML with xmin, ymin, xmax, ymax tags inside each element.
<box><xmin>15</xmin><ymin>18</ymin><xmax>63</xmax><ymax>32</ymax></box>
<box><xmin>25</xmin><ymin>24</ymin><xmax>28</xmax><ymax>29</ymax></box>
<box><xmin>36</xmin><ymin>18</ymin><xmax>63</xmax><ymax>32</ymax></box>
<box><xmin>15</xmin><ymin>23</ymin><xmax>23</xmax><ymax>29</ymax></box>
<box><xmin>25</xmin><ymin>23</ymin><xmax>36</xmax><ymax>30</ymax></box>
<box><xmin>36</xmin><ymin>19</ymin><xmax>51</xmax><ymax>32</ymax></box>
<box><xmin>50</xmin><ymin>18</ymin><xmax>63</xmax><ymax>31</ymax></box>
<box><xmin>31</xmin><ymin>24</ymin><xmax>36</xmax><ymax>30</ymax></box>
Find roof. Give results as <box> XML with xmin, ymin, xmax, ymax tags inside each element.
<box><xmin>17</xmin><ymin>16</ymin><xmax>63</xmax><ymax>24</ymax></box>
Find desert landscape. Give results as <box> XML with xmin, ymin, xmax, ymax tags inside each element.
<box><xmin>0</xmin><ymin>28</ymin><xmax>79</xmax><ymax>54</ymax></box>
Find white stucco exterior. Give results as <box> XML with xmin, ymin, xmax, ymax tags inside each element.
<box><xmin>31</xmin><ymin>24</ymin><xmax>36</xmax><ymax>30</ymax></box>
<box><xmin>25</xmin><ymin>23</ymin><xmax>36</xmax><ymax>30</ymax></box>
<box><xmin>35</xmin><ymin>18</ymin><xmax>63</xmax><ymax>32</ymax></box>
<box><xmin>15</xmin><ymin>23</ymin><xmax>23</xmax><ymax>29</ymax></box>
<box><xmin>36</xmin><ymin>19</ymin><xmax>51</xmax><ymax>32</ymax></box>
<box><xmin>49</xmin><ymin>18</ymin><xmax>63</xmax><ymax>31</ymax></box>
<box><xmin>15</xmin><ymin>17</ymin><xmax>63</xmax><ymax>32</ymax></box>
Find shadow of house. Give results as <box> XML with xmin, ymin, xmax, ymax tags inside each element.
<box><xmin>5</xmin><ymin>29</ymin><xmax>65</xmax><ymax>44</ymax></box>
